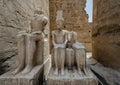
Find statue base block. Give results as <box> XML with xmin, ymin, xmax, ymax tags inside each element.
<box><xmin>0</xmin><ymin>65</ymin><xmax>43</xmax><ymax>85</ymax></box>
<box><xmin>47</xmin><ymin>68</ymin><xmax>98</xmax><ymax>85</ymax></box>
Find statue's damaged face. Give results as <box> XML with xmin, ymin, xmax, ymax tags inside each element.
<box><xmin>56</xmin><ymin>20</ymin><xmax>64</xmax><ymax>30</ymax></box>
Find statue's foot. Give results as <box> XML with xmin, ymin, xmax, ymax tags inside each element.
<box><xmin>21</xmin><ymin>65</ymin><xmax>32</xmax><ymax>74</ymax></box>
<box><xmin>84</xmin><ymin>67</ymin><xmax>90</xmax><ymax>76</ymax></box>
<box><xmin>78</xmin><ymin>68</ymin><xmax>84</xmax><ymax>76</ymax></box>
<box><xmin>61</xmin><ymin>69</ymin><xmax>64</xmax><ymax>76</ymax></box>
<box><xmin>12</xmin><ymin>67</ymin><xmax>22</xmax><ymax>75</ymax></box>
<box><xmin>54</xmin><ymin>68</ymin><xmax>58</xmax><ymax>76</ymax></box>
<box><xmin>78</xmin><ymin>71</ymin><xmax>84</xmax><ymax>76</ymax></box>
<box><xmin>82</xmin><ymin>68</ymin><xmax>86</xmax><ymax>75</ymax></box>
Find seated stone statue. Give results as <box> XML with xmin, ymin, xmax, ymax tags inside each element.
<box><xmin>52</xmin><ymin>15</ymin><xmax>67</xmax><ymax>76</ymax></box>
<box><xmin>67</xmin><ymin>31</ymin><xmax>86</xmax><ymax>74</ymax></box>
<box><xmin>12</xmin><ymin>10</ymin><xmax>48</xmax><ymax>75</ymax></box>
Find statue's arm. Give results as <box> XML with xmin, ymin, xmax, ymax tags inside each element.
<box><xmin>52</xmin><ymin>31</ymin><xmax>57</xmax><ymax>47</ymax></box>
<box><xmin>64</xmin><ymin>31</ymin><xmax>68</xmax><ymax>45</ymax></box>
<box><xmin>74</xmin><ymin>32</ymin><xmax>77</xmax><ymax>42</ymax></box>
<box><xmin>27</xmin><ymin>20</ymin><xmax>32</xmax><ymax>33</ymax></box>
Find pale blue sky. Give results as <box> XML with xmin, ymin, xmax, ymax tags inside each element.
<box><xmin>85</xmin><ymin>0</ymin><xmax>93</xmax><ymax>22</ymax></box>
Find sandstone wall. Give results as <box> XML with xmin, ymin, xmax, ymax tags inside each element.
<box><xmin>0</xmin><ymin>0</ymin><xmax>49</xmax><ymax>75</ymax></box>
<box><xmin>93</xmin><ymin>0</ymin><xmax>120</xmax><ymax>70</ymax></box>
<box><xmin>49</xmin><ymin>0</ymin><xmax>92</xmax><ymax>51</ymax></box>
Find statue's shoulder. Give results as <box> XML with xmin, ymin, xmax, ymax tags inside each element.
<box><xmin>73</xmin><ymin>31</ymin><xmax>77</xmax><ymax>36</ymax></box>
<box><xmin>52</xmin><ymin>30</ymin><xmax>56</xmax><ymax>34</ymax></box>
<box><xmin>43</xmin><ymin>15</ymin><xmax>48</xmax><ymax>21</ymax></box>
<box><xmin>62</xmin><ymin>30</ymin><xmax>68</xmax><ymax>34</ymax></box>
<box><xmin>71</xmin><ymin>31</ymin><xmax>77</xmax><ymax>34</ymax></box>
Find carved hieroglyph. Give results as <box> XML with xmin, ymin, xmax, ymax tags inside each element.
<box><xmin>12</xmin><ymin>10</ymin><xmax>48</xmax><ymax>75</ymax></box>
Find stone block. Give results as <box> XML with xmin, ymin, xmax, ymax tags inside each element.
<box><xmin>46</xmin><ymin>68</ymin><xmax>98</xmax><ymax>85</ymax></box>
<box><xmin>0</xmin><ymin>65</ymin><xmax>43</xmax><ymax>85</ymax></box>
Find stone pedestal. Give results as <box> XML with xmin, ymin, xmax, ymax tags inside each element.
<box><xmin>0</xmin><ymin>65</ymin><xmax>43</xmax><ymax>85</ymax></box>
<box><xmin>47</xmin><ymin>68</ymin><xmax>98</xmax><ymax>85</ymax></box>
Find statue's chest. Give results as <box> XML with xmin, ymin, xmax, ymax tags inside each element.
<box><xmin>55</xmin><ymin>32</ymin><xmax>65</xmax><ymax>38</ymax></box>
<box><xmin>68</xmin><ymin>33</ymin><xmax>73</xmax><ymax>40</ymax></box>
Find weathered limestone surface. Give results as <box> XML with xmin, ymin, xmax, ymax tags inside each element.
<box><xmin>47</xmin><ymin>68</ymin><xmax>98</xmax><ymax>85</ymax></box>
<box><xmin>0</xmin><ymin>65</ymin><xmax>43</xmax><ymax>85</ymax></box>
<box><xmin>93</xmin><ymin>0</ymin><xmax>120</xmax><ymax>70</ymax></box>
<box><xmin>49</xmin><ymin>0</ymin><xmax>92</xmax><ymax>51</ymax></box>
<box><xmin>0</xmin><ymin>0</ymin><xmax>49</xmax><ymax>74</ymax></box>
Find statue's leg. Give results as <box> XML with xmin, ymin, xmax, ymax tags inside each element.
<box><xmin>76</xmin><ymin>50</ymin><xmax>83</xmax><ymax>76</ymax></box>
<box><xmin>68</xmin><ymin>51</ymin><xmax>71</xmax><ymax>69</ymax></box>
<box><xmin>66</xmin><ymin>49</ymin><xmax>72</xmax><ymax>70</ymax></box>
<box><xmin>35</xmin><ymin>40</ymin><xmax>44</xmax><ymax>65</ymax></box>
<box><xmin>54</xmin><ymin>48</ymin><xmax>59</xmax><ymax>75</ymax></box>
<box><xmin>71</xmin><ymin>49</ymin><xmax>74</xmax><ymax>70</ymax></box>
<box><xmin>60</xmin><ymin>48</ymin><xmax>65</xmax><ymax>75</ymax></box>
<box><xmin>12</xmin><ymin>34</ymin><xmax>25</xmax><ymax>75</ymax></box>
<box><xmin>65</xmin><ymin>49</ymin><xmax>69</xmax><ymax>69</ymax></box>
<box><xmin>79</xmin><ymin>50</ymin><xmax>86</xmax><ymax>75</ymax></box>
<box><xmin>76</xmin><ymin>52</ymin><xmax>81</xmax><ymax>72</ymax></box>
<box><xmin>71</xmin><ymin>50</ymin><xmax>75</xmax><ymax>69</ymax></box>
<box><xmin>22</xmin><ymin>34</ymin><xmax>36</xmax><ymax>74</ymax></box>
<box><xmin>82</xmin><ymin>50</ymin><xmax>87</xmax><ymax>75</ymax></box>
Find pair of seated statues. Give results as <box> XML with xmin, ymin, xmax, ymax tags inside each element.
<box><xmin>52</xmin><ymin>18</ymin><xmax>86</xmax><ymax>76</ymax></box>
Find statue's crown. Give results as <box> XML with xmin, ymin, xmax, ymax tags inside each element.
<box><xmin>56</xmin><ymin>10</ymin><xmax>64</xmax><ymax>21</ymax></box>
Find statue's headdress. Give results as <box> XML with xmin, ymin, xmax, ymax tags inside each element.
<box><xmin>56</xmin><ymin>10</ymin><xmax>64</xmax><ymax>22</ymax></box>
